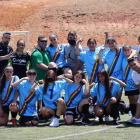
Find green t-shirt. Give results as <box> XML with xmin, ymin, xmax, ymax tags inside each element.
<box><xmin>31</xmin><ymin>48</ymin><xmax>51</xmax><ymax>80</ymax></box>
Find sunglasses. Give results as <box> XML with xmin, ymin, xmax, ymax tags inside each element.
<box><xmin>40</xmin><ymin>40</ymin><xmax>47</xmax><ymax>43</ymax></box>
<box><xmin>28</xmin><ymin>72</ymin><xmax>36</xmax><ymax>75</ymax></box>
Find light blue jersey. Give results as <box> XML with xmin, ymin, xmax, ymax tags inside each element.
<box><xmin>78</xmin><ymin>51</ymin><xmax>104</xmax><ymax>83</ymax></box>
<box><xmin>64</xmin><ymin>83</ymin><xmax>85</xmax><ymax>109</ymax></box>
<box><xmin>90</xmin><ymin>81</ymin><xmax>121</xmax><ymax>107</ymax></box>
<box><xmin>95</xmin><ymin>45</ymin><xmax>110</xmax><ymax>55</ymax></box>
<box><xmin>1</xmin><ymin>76</ymin><xmax>19</xmax><ymax>106</ymax></box>
<box><xmin>18</xmin><ymin>80</ymin><xmax>41</xmax><ymax>116</ymax></box>
<box><xmin>103</xmin><ymin>48</ymin><xmax>125</xmax><ymax>80</ymax></box>
<box><xmin>35</xmin><ymin>80</ymin><xmax>69</xmax><ymax>109</ymax></box>
<box><xmin>46</xmin><ymin>44</ymin><xmax>67</xmax><ymax>68</ymax></box>
<box><xmin>122</xmin><ymin>57</ymin><xmax>138</xmax><ymax>91</ymax></box>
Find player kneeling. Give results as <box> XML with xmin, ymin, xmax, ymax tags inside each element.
<box><xmin>12</xmin><ymin>69</ymin><xmax>40</xmax><ymax>126</ymax></box>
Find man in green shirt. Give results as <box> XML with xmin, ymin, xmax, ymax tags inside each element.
<box><xmin>31</xmin><ymin>35</ymin><xmax>51</xmax><ymax>80</ymax></box>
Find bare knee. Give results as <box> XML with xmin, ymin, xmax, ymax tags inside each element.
<box><xmin>0</xmin><ymin>120</ymin><xmax>8</xmax><ymax>126</ymax></box>
<box><xmin>31</xmin><ymin>121</ymin><xmax>38</xmax><ymax>126</ymax></box>
<box><xmin>9</xmin><ymin>105</ymin><xmax>19</xmax><ymax>113</ymax></box>
<box><xmin>95</xmin><ymin>106</ymin><xmax>104</xmax><ymax>117</ymax></box>
<box><xmin>80</xmin><ymin>99</ymin><xmax>89</xmax><ymax>106</ymax></box>
<box><xmin>25</xmin><ymin>121</ymin><xmax>32</xmax><ymax>126</ymax></box>
<box><xmin>65</xmin><ymin>116</ymin><xmax>74</xmax><ymax>125</ymax></box>
<box><xmin>110</xmin><ymin>97</ymin><xmax>117</xmax><ymax>104</ymax></box>
<box><xmin>40</xmin><ymin>108</ymin><xmax>51</xmax><ymax>117</ymax></box>
<box><xmin>57</xmin><ymin>98</ymin><xmax>65</xmax><ymax>105</ymax></box>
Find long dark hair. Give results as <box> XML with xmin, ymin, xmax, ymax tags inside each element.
<box><xmin>107</xmin><ymin>37</ymin><xmax>120</xmax><ymax>56</ymax></box>
<box><xmin>43</xmin><ymin>70</ymin><xmax>57</xmax><ymax>94</ymax></box>
<box><xmin>97</xmin><ymin>69</ymin><xmax>111</xmax><ymax>99</ymax></box>
<box><xmin>0</xmin><ymin>66</ymin><xmax>13</xmax><ymax>94</ymax></box>
<box><xmin>49</xmin><ymin>33</ymin><xmax>58</xmax><ymax>47</ymax></box>
<box><xmin>73</xmin><ymin>70</ymin><xmax>86</xmax><ymax>85</ymax></box>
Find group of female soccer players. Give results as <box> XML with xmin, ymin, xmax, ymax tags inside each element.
<box><xmin>0</xmin><ymin>31</ymin><xmax>139</xmax><ymax>127</ymax></box>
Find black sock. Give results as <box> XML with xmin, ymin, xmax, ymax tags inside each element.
<box><xmin>130</xmin><ymin>104</ymin><xmax>136</xmax><ymax>117</ymax></box>
<box><xmin>11</xmin><ymin>112</ymin><xmax>17</xmax><ymax>119</ymax></box>
<box><xmin>99</xmin><ymin>116</ymin><xmax>103</xmax><ymax>123</ymax></box>
<box><xmin>117</xmin><ymin>100</ymin><xmax>120</xmax><ymax>106</ymax></box>
<box><xmin>55</xmin><ymin>114</ymin><xmax>60</xmax><ymax>119</ymax></box>
<box><xmin>104</xmin><ymin>108</ymin><xmax>109</xmax><ymax>116</ymax></box>
<box><xmin>82</xmin><ymin>104</ymin><xmax>89</xmax><ymax>117</ymax></box>
<box><xmin>111</xmin><ymin>103</ymin><xmax>119</xmax><ymax>120</ymax></box>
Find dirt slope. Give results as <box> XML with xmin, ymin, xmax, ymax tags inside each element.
<box><xmin>0</xmin><ymin>0</ymin><xmax>140</xmax><ymax>48</ymax></box>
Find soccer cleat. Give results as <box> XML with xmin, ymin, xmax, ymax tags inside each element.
<box><xmin>126</xmin><ymin>117</ymin><xmax>140</xmax><ymax>125</ymax></box>
<box><xmin>105</xmin><ymin>116</ymin><xmax>110</xmax><ymax>122</ymax></box>
<box><xmin>77</xmin><ymin>114</ymin><xmax>84</xmax><ymax>121</ymax></box>
<box><xmin>11</xmin><ymin>118</ymin><xmax>17</xmax><ymax>126</ymax></box>
<box><xmin>49</xmin><ymin>117</ymin><xmax>59</xmax><ymax>127</ymax></box>
<box><xmin>113</xmin><ymin>120</ymin><xmax>120</xmax><ymax>125</ymax></box>
<box><xmin>82</xmin><ymin>117</ymin><xmax>94</xmax><ymax>125</ymax></box>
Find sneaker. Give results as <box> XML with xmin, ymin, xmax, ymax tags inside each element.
<box><xmin>77</xmin><ymin>114</ymin><xmax>84</xmax><ymax>121</ymax></box>
<box><xmin>126</xmin><ymin>117</ymin><xmax>140</xmax><ymax>125</ymax></box>
<box><xmin>113</xmin><ymin>120</ymin><xmax>120</xmax><ymax>125</ymax></box>
<box><xmin>82</xmin><ymin>117</ymin><xmax>94</xmax><ymax>125</ymax></box>
<box><xmin>117</xmin><ymin>116</ymin><xmax>121</xmax><ymax>121</ymax></box>
<box><xmin>50</xmin><ymin>116</ymin><xmax>55</xmax><ymax>123</ymax></box>
<box><xmin>94</xmin><ymin>116</ymin><xmax>99</xmax><ymax>121</ymax></box>
<box><xmin>49</xmin><ymin>117</ymin><xmax>59</xmax><ymax>127</ymax></box>
<box><xmin>11</xmin><ymin>118</ymin><xmax>17</xmax><ymax>126</ymax></box>
<box><xmin>105</xmin><ymin>116</ymin><xmax>110</xmax><ymax>122</ymax></box>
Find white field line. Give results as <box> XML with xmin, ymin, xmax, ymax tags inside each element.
<box><xmin>40</xmin><ymin>124</ymin><xmax>123</xmax><ymax>140</ymax></box>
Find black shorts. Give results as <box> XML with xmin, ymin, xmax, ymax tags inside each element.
<box><xmin>2</xmin><ymin>105</ymin><xmax>9</xmax><ymax>115</ymax></box>
<box><xmin>64</xmin><ymin>106</ymin><xmax>79</xmax><ymax>118</ymax></box>
<box><xmin>125</xmin><ymin>89</ymin><xmax>139</xmax><ymax>96</ymax></box>
<box><xmin>20</xmin><ymin>115</ymin><xmax>38</xmax><ymax>124</ymax></box>
<box><xmin>57</xmin><ymin>66</ymin><xmax>70</xmax><ymax>76</ymax></box>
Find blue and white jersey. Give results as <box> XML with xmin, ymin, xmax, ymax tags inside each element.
<box><xmin>1</xmin><ymin>76</ymin><xmax>19</xmax><ymax>106</ymax></box>
<box><xmin>122</xmin><ymin>57</ymin><xmax>138</xmax><ymax>91</ymax></box>
<box><xmin>18</xmin><ymin>80</ymin><xmax>41</xmax><ymax>116</ymax></box>
<box><xmin>90</xmin><ymin>81</ymin><xmax>122</xmax><ymax>106</ymax></box>
<box><xmin>64</xmin><ymin>83</ymin><xmax>85</xmax><ymax>109</ymax></box>
<box><xmin>103</xmin><ymin>48</ymin><xmax>125</xmax><ymax>80</ymax></box>
<box><xmin>46</xmin><ymin>44</ymin><xmax>67</xmax><ymax>68</ymax></box>
<box><xmin>35</xmin><ymin>80</ymin><xmax>69</xmax><ymax>109</ymax></box>
<box><xmin>78</xmin><ymin>51</ymin><xmax>104</xmax><ymax>83</ymax></box>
